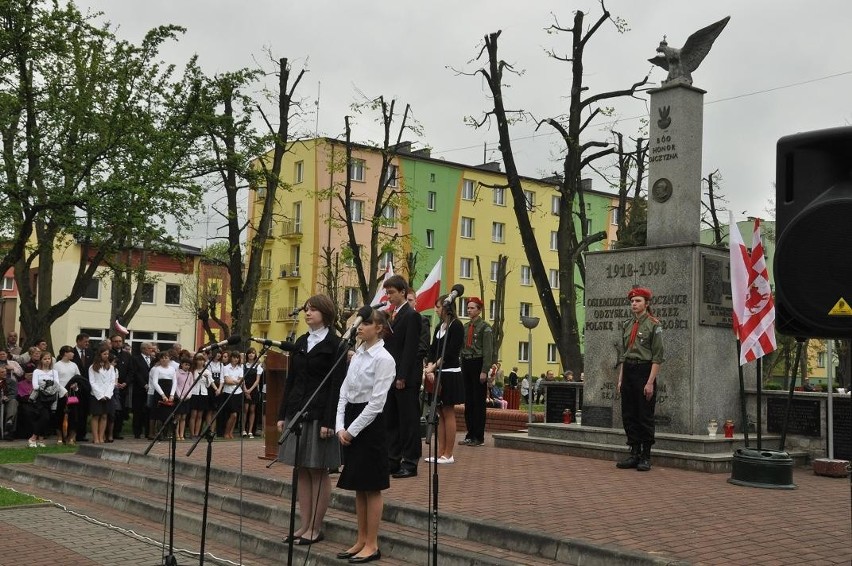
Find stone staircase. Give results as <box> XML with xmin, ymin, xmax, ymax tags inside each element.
<box><xmin>0</xmin><ymin>444</ymin><xmax>676</xmax><ymax>565</ymax></box>
<box><xmin>494</xmin><ymin>423</ymin><xmax>810</xmax><ymax>473</ymax></box>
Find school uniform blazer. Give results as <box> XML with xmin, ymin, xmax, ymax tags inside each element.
<box><xmin>383</xmin><ymin>302</ymin><xmax>424</xmax><ymax>389</ymax></box>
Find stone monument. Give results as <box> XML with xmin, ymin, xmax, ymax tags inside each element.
<box><xmin>582</xmin><ymin>17</ymin><xmax>739</xmax><ymax>436</ymax></box>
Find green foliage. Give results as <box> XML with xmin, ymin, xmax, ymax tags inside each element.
<box><xmin>0</xmin><ymin>444</ymin><xmax>77</xmax><ymax>465</ymax></box>
<box><xmin>0</xmin><ymin>488</ymin><xmax>43</xmax><ymax>507</ymax></box>
<box><xmin>614</xmin><ymin>197</ymin><xmax>647</xmax><ymax>248</ymax></box>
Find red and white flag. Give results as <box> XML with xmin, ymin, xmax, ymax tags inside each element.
<box><xmin>369</xmin><ymin>260</ymin><xmax>394</xmax><ymax>309</ymax></box>
<box><xmin>729</xmin><ymin>212</ymin><xmax>750</xmax><ymax>337</ymax></box>
<box><xmin>414</xmin><ymin>257</ymin><xmax>442</xmax><ymax>312</ymax></box>
<box><xmin>738</xmin><ymin>218</ymin><xmax>777</xmax><ymax>365</ymax></box>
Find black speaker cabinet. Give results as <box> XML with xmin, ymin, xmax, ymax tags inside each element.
<box><xmin>775</xmin><ymin>127</ymin><xmax>852</xmax><ymax>338</ymax></box>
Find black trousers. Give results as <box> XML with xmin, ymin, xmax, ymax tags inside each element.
<box><xmin>130</xmin><ymin>384</ymin><xmax>148</xmax><ymax>438</ymax></box>
<box><xmin>462</xmin><ymin>358</ymin><xmax>486</xmax><ymax>443</ymax></box>
<box><xmin>620</xmin><ymin>361</ymin><xmax>657</xmax><ymax>446</ymax></box>
<box><xmin>384</xmin><ymin>385</ymin><xmax>421</xmax><ymax>470</ymax></box>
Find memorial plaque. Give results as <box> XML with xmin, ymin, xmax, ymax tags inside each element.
<box><xmin>832</xmin><ymin>397</ymin><xmax>851</xmax><ymax>461</ymax></box>
<box><xmin>766</xmin><ymin>397</ymin><xmax>821</xmax><ymax>437</ymax></box>
<box><xmin>544</xmin><ymin>384</ymin><xmax>577</xmax><ymax>423</ymax></box>
<box><xmin>581</xmin><ymin>405</ymin><xmax>613</xmax><ymax>428</ymax></box>
<box><xmin>699</xmin><ymin>254</ymin><xmax>732</xmax><ymax>328</ymax></box>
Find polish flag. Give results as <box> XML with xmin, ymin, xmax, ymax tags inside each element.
<box><xmin>414</xmin><ymin>257</ymin><xmax>442</xmax><ymax>312</ymax></box>
<box><xmin>369</xmin><ymin>260</ymin><xmax>394</xmax><ymax>309</ymax></box>
<box><xmin>729</xmin><ymin>212</ymin><xmax>750</xmax><ymax>338</ymax></box>
<box><xmin>738</xmin><ymin>218</ymin><xmax>777</xmax><ymax>365</ymax></box>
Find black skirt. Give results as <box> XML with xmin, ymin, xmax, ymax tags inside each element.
<box><xmin>337</xmin><ymin>402</ymin><xmax>389</xmax><ymax>492</ymax></box>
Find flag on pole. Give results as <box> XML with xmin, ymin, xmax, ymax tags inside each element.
<box><xmin>369</xmin><ymin>260</ymin><xmax>394</xmax><ymax>309</ymax></box>
<box><xmin>729</xmin><ymin>212</ymin><xmax>750</xmax><ymax>338</ymax></box>
<box><xmin>738</xmin><ymin>218</ymin><xmax>777</xmax><ymax>365</ymax></box>
<box><xmin>414</xmin><ymin>257</ymin><xmax>442</xmax><ymax>312</ymax></box>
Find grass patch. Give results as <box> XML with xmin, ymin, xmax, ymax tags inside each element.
<box><xmin>0</xmin><ymin>487</ymin><xmax>43</xmax><ymax>506</ymax></box>
<box><xmin>0</xmin><ymin>444</ymin><xmax>77</xmax><ymax>465</ymax></box>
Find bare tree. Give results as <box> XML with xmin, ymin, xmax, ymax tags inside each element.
<box><xmin>491</xmin><ymin>255</ymin><xmax>510</xmax><ymax>360</ymax></box>
<box><xmin>701</xmin><ymin>169</ymin><xmax>727</xmax><ymax>245</ymax></box>
<box><xmin>465</xmin><ymin>6</ymin><xmax>649</xmax><ymax>372</ymax></box>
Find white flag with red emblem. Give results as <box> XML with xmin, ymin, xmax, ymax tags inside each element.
<box><xmin>369</xmin><ymin>260</ymin><xmax>394</xmax><ymax>309</ymax></box>
<box><xmin>729</xmin><ymin>212</ymin><xmax>750</xmax><ymax>339</ymax></box>
<box><xmin>414</xmin><ymin>257</ymin><xmax>442</xmax><ymax>312</ymax></box>
<box><xmin>737</xmin><ymin>218</ymin><xmax>777</xmax><ymax>365</ymax></box>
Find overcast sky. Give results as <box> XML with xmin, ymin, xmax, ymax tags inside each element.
<box><xmin>78</xmin><ymin>1</ymin><xmax>852</xmax><ymax>247</ymax></box>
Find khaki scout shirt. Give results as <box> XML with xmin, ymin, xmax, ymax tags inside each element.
<box><xmin>620</xmin><ymin>313</ymin><xmax>664</xmax><ymax>365</ymax></box>
<box><xmin>460</xmin><ymin>316</ymin><xmax>493</xmax><ymax>374</ymax></box>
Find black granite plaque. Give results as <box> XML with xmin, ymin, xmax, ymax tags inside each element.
<box><xmin>581</xmin><ymin>405</ymin><xmax>613</xmax><ymax>428</ymax></box>
<box><xmin>832</xmin><ymin>397</ymin><xmax>851</xmax><ymax>461</ymax></box>
<box><xmin>766</xmin><ymin>397</ymin><xmax>821</xmax><ymax>437</ymax></box>
<box><xmin>544</xmin><ymin>384</ymin><xmax>577</xmax><ymax>423</ymax></box>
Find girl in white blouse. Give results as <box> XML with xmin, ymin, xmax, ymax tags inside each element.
<box><xmin>189</xmin><ymin>353</ymin><xmax>212</xmax><ymax>438</ymax></box>
<box><xmin>88</xmin><ymin>347</ymin><xmax>117</xmax><ymax>444</ymax></box>
<box><xmin>30</xmin><ymin>351</ymin><xmax>66</xmax><ymax>447</ymax></box>
<box><xmin>149</xmin><ymin>351</ymin><xmax>177</xmax><ymax>428</ymax></box>
<box><xmin>220</xmin><ymin>350</ymin><xmax>244</xmax><ymax>439</ymax></box>
<box><xmin>334</xmin><ymin>308</ymin><xmax>395</xmax><ymax>562</ymax></box>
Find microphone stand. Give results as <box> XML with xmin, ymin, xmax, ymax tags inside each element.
<box><xmin>424</xmin><ymin>307</ymin><xmax>455</xmax><ymax>566</ymax></box>
<box><xmin>266</xmin><ymin>335</ymin><xmax>352</xmax><ymax>566</ymax></box>
<box><xmin>186</xmin><ymin>345</ymin><xmax>269</xmax><ymax>566</ymax></box>
<box><xmin>144</xmin><ymin>353</ymin><xmax>220</xmax><ymax>566</ymax></box>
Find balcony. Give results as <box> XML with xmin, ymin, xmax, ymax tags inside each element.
<box><xmin>252</xmin><ymin>306</ymin><xmax>271</xmax><ymax>322</ymax></box>
<box><xmin>278</xmin><ymin>263</ymin><xmax>301</xmax><ymax>279</ymax></box>
<box><xmin>277</xmin><ymin>305</ymin><xmax>302</xmax><ymax>321</ymax></box>
<box><xmin>260</xmin><ymin>266</ymin><xmax>273</xmax><ymax>282</ymax></box>
<box><xmin>281</xmin><ymin>220</ymin><xmax>303</xmax><ymax>240</ymax></box>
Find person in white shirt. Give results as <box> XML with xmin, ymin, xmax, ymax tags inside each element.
<box><xmin>241</xmin><ymin>347</ymin><xmax>263</xmax><ymax>438</ymax></box>
<box><xmin>220</xmin><ymin>350</ymin><xmax>244</xmax><ymax>439</ymax></box>
<box><xmin>334</xmin><ymin>308</ymin><xmax>395</xmax><ymax>563</ymax></box>
<box><xmin>29</xmin><ymin>351</ymin><xmax>65</xmax><ymax>447</ymax></box>
<box><xmin>88</xmin><ymin>347</ymin><xmax>117</xmax><ymax>444</ymax></box>
<box><xmin>189</xmin><ymin>353</ymin><xmax>212</xmax><ymax>439</ymax></box>
<box><xmin>149</xmin><ymin>351</ymin><xmax>177</xmax><ymax>429</ymax></box>
<box><xmin>54</xmin><ymin>346</ymin><xmax>83</xmax><ymax>444</ymax></box>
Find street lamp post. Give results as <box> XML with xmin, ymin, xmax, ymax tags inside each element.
<box><xmin>520</xmin><ymin>316</ymin><xmax>540</xmax><ymax>424</ymax></box>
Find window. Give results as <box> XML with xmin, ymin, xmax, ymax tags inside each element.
<box><xmin>289</xmin><ymin>288</ymin><xmax>299</xmax><ymax>314</ymax></box>
<box><xmin>427</xmin><ymin>191</ymin><xmax>437</xmax><ymax>211</ymax></box>
<box><xmin>488</xmin><ymin>300</ymin><xmax>497</xmax><ymax>320</ymax></box>
<box><xmin>461</xmin><ymin>217</ymin><xmax>474</xmax><ymax>239</ymax></box>
<box><xmin>551</xmin><ymin>195</ymin><xmax>560</xmax><ymax>215</ymax></box>
<box><xmin>295</xmin><ymin>160</ymin><xmax>304</xmax><ymax>184</ymax></box>
<box><xmin>343</xmin><ymin>244</ymin><xmax>363</xmax><ymax>266</ymax></box>
<box><xmin>550</xmin><ymin>231</ymin><xmax>559</xmax><ymax>251</ymax></box>
<box><xmin>165</xmin><ymin>284</ymin><xmax>181</xmax><ymax>306</ymax></box>
<box><xmin>378</xmin><ymin>250</ymin><xmax>393</xmax><ymax>270</ymax></box>
<box><xmin>380</xmin><ymin>205</ymin><xmax>397</xmax><ymax>228</ymax></box>
<box><xmin>523</xmin><ymin>190</ymin><xmax>535</xmax><ymax>211</ymax></box>
<box><xmin>491</xmin><ymin>222</ymin><xmax>505</xmax><ymax>243</ymax></box>
<box><xmin>462</xmin><ymin>179</ymin><xmax>475</xmax><ymax>200</ymax></box>
<box><xmin>141</xmin><ymin>282</ymin><xmax>155</xmax><ymax>304</ymax></box>
<box><xmin>291</xmin><ymin>244</ymin><xmax>301</xmax><ymax>267</ymax></box>
<box><xmin>489</xmin><ymin>261</ymin><xmax>499</xmax><ymax>282</ymax></box>
<box><xmin>549</xmin><ymin>269</ymin><xmax>559</xmax><ymax>289</ymax></box>
<box><xmin>1</xmin><ymin>276</ymin><xmax>13</xmax><ymax>291</ymax></box>
<box><xmin>293</xmin><ymin>201</ymin><xmax>302</xmax><ymax>233</ymax></box>
<box><xmin>459</xmin><ymin>257</ymin><xmax>472</xmax><ymax>279</ymax></box>
<box><xmin>518</xmin><ymin>341</ymin><xmax>530</xmax><ymax>363</ymax></box>
<box><xmin>430</xmin><ymin>173</ymin><xmax>436</xmax><ymax>183</ymax></box>
<box><xmin>547</xmin><ymin>344</ymin><xmax>557</xmax><ymax>363</ymax></box>
<box><xmin>520</xmin><ymin>302</ymin><xmax>532</xmax><ymax>318</ymax></box>
<box><xmin>817</xmin><ymin>352</ymin><xmax>826</xmax><ymax>368</ymax></box>
<box><xmin>584</xmin><ymin>218</ymin><xmax>593</xmax><ymax>234</ymax></box>
<box><xmin>384</xmin><ymin>164</ymin><xmax>398</xmax><ymax>187</ymax></box>
<box><xmin>350</xmin><ymin>159</ymin><xmax>366</xmax><ymax>182</ymax></box>
<box><xmin>350</xmin><ymin>200</ymin><xmax>365</xmax><ymax>223</ymax></box>
<box><xmin>493</xmin><ymin>187</ymin><xmax>505</xmax><ymax>206</ymax></box>
<box><xmin>256</xmin><ymin>186</ymin><xmax>266</xmax><ymax>200</ymax></box>
<box><xmin>520</xmin><ymin>265</ymin><xmax>531</xmax><ymax>286</ymax></box>
<box><xmin>82</xmin><ymin>278</ymin><xmax>100</xmax><ymax>300</ymax></box>
<box><xmin>612</xmin><ymin>207</ymin><xmax>620</xmax><ymax>226</ymax></box>
<box><xmin>344</xmin><ymin>287</ymin><xmax>359</xmax><ymax>310</ymax></box>
<box><xmin>426</xmin><ymin>229</ymin><xmax>435</xmax><ymax>249</ymax></box>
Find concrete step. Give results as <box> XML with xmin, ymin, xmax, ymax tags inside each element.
<box><xmin>493</xmin><ymin>432</ymin><xmax>809</xmax><ymax>473</ymax></box>
<box><xmin>1</xmin><ymin>446</ymin><xmax>579</xmax><ymax>566</ymax></box>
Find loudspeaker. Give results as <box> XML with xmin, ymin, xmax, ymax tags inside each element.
<box><xmin>774</xmin><ymin>126</ymin><xmax>852</xmax><ymax>338</ymax></box>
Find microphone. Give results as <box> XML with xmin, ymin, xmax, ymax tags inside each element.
<box><xmin>249</xmin><ymin>337</ymin><xmax>298</xmax><ymax>351</ymax></box>
<box><xmin>371</xmin><ymin>301</ymin><xmax>388</xmax><ymax>309</ymax></box>
<box><xmin>199</xmin><ymin>335</ymin><xmax>241</xmax><ymax>352</ymax></box>
<box><xmin>443</xmin><ymin>283</ymin><xmax>465</xmax><ymax>305</ymax></box>
<box><xmin>342</xmin><ymin>304</ymin><xmax>375</xmax><ymax>341</ymax></box>
<box><xmin>288</xmin><ymin>305</ymin><xmax>305</xmax><ymax>317</ymax></box>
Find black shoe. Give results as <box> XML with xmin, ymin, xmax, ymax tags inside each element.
<box><xmin>471</xmin><ymin>440</ymin><xmax>485</xmax><ymax>446</ymax></box>
<box><xmin>616</xmin><ymin>454</ymin><xmax>639</xmax><ymax>469</ymax></box>
<box><xmin>458</xmin><ymin>438</ymin><xmax>473</xmax><ymax>446</ymax></box>
<box><xmin>349</xmin><ymin>550</ymin><xmax>381</xmax><ymax>564</ymax></box>
<box><xmin>636</xmin><ymin>457</ymin><xmax>651</xmax><ymax>471</ymax></box>
<box><xmin>391</xmin><ymin>468</ymin><xmax>417</xmax><ymax>479</ymax></box>
<box><xmin>337</xmin><ymin>551</ymin><xmax>357</xmax><ymax>559</ymax></box>
<box><xmin>282</xmin><ymin>534</ymin><xmax>299</xmax><ymax>543</ymax></box>
<box><xmin>296</xmin><ymin>533</ymin><xmax>323</xmax><ymax>545</ymax></box>
<box><xmin>114</xmin><ymin>436</ymin><xmax>124</xmax><ymax>440</ymax></box>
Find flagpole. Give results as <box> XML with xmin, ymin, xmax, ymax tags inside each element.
<box><xmin>735</xmin><ymin>340</ymin><xmax>750</xmax><ymax>448</ymax></box>
<box><xmin>755</xmin><ymin>357</ymin><xmax>763</xmax><ymax>450</ymax></box>
<box><xmin>778</xmin><ymin>338</ymin><xmax>805</xmax><ymax>451</ymax></box>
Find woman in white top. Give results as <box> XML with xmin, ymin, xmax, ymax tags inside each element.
<box><xmin>54</xmin><ymin>346</ymin><xmax>82</xmax><ymax>444</ymax></box>
<box><xmin>189</xmin><ymin>353</ymin><xmax>212</xmax><ymax>438</ymax></box>
<box><xmin>89</xmin><ymin>347</ymin><xmax>117</xmax><ymax>444</ymax></box>
<box><xmin>220</xmin><ymin>350</ymin><xmax>243</xmax><ymax>439</ymax></box>
<box><xmin>241</xmin><ymin>348</ymin><xmax>263</xmax><ymax>438</ymax></box>
<box><xmin>334</xmin><ymin>308</ymin><xmax>395</xmax><ymax>562</ymax></box>
<box><xmin>29</xmin><ymin>351</ymin><xmax>65</xmax><ymax>447</ymax></box>
<box><xmin>149</xmin><ymin>351</ymin><xmax>177</xmax><ymax>426</ymax></box>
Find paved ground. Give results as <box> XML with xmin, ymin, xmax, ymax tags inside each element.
<box><xmin>0</xmin><ymin>434</ymin><xmax>850</xmax><ymax>565</ymax></box>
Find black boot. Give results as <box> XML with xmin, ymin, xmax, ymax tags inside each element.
<box><xmin>636</xmin><ymin>443</ymin><xmax>652</xmax><ymax>471</ymax></box>
<box><xmin>616</xmin><ymin>444</ymin><xmax>640</xmax><ymax>469</ymax></box>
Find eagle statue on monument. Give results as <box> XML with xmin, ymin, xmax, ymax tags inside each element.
<box><xmin>649</xmin><ymin>16</ymin><xmax>730</xmax><ymax>85</ymax></box>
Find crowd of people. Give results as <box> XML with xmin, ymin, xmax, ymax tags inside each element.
<box><xmin>0</xmin><ymin>332</ymin><xmax>268</xmax><ymax>447</ymax></box>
